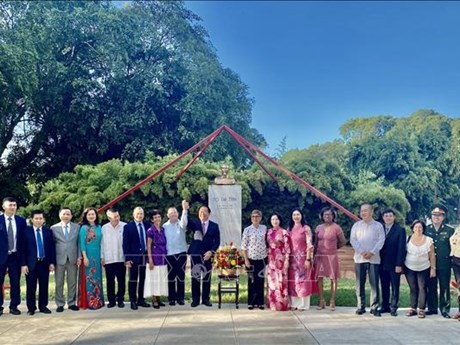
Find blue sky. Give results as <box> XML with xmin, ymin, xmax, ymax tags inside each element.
<box><xmin>185</xmin><ymin>1</ymin><xmax>460</xmax><ymax>152</ymax></box>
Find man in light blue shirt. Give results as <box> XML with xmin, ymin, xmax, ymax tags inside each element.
<box><xmin>164</xmin><ymin>200</ymin><xmax>189</xmax><ymax>306</ymax></box>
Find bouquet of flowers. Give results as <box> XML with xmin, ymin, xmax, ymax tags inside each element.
<box><xmin>213</xmin><ymin>242</ymin><xmax>243</xmax><ymax>274</ymax></box>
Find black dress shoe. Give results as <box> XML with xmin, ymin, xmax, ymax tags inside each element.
<box><xmin>177</xmin><ymin>300</ymin><xmax>185</xmax><ymax>306</ymax></box>
<box><xmin>40</xmin><ymin>307</ymin><xmax>52</xmax><ymax>314</ymax></box>
<box><xmin>191</xmin><ymin>302</ymin><xmax>199</xmax><ymax>308</ymax></box>
<box><xmin>107</xmin><ymin>302</ymin><xmax>116</xmax><ymax>308</ymax></box>
<box><xmin>69</xmin><ymin>305</ymin><xmax>79</xmax><ymax>311</ymax></box>
<box><xmin>202</xmin><ymin>301</ymin><xmax>212</xmax><ymax>307</ymax></box>
<box><xmin>130</xmin><ymin>302</ymin><xmax>138</xmax><ymax>310</ymax></box>
<box><xmin>9</xmin><ymin>307</ymin><xmax>21</xmax><ymax>315</ymax></box>
<box><xmin>169</xmin><ymin>301</ymin><xmax>176</xmax><ymax>306</ymax></box>
<box><xmin>138</xmin><ymin>301</ymin><xmax>151</xmax><ymax>308</ymax></box>
<box><xmin>0</xmin><ymin>307</ymin><xmax>3</xmax><ymax>316</ymax></box>
<box><xmin>355</xmin><ymin>308</ymin><xmax>366</xmax><ymax>315</ymax></box>
<box><xmin>118</xmin><ymin>301</ymin><xmax>125</xmax><ymax>308</ymax></box>
<box><xmin>27</xmin><ymin>310</ymin><xmax>35</xmax><ymax>316</ymax></box>
<box><xmin>378</xmin><ymin>307</ymin><xmax>391</xmax><ymax>314</ymax></box>
<box><xmin>442</xmin><ymin>312</ymin><xmax>451</xmax><ymax>318</ymax></box>
<box><xmin>370</xmin><ymin>309</ymin><xmax>381</xmax><ymax>317</ymax></box>
<box><xmin>56</xmin><ymin>306</ymin><xmax>64</xmax><ymax>312</ymax></box>
<box><xmin>426</xmin><ymin>310</ymin><xmax>438</xmax><ymax>315</ymax></box>
<box><xmin>390</xmin><ymin>310</ymin><xmax>398</xmax><ymax>317</ymax></box>
<box><xmin>153</xmin><ymin>303</ymin><xmax>160</xmax><ymax>309</ymax></box>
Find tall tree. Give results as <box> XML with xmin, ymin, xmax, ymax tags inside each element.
<box><xmin>0</xmin><ymin>0</ymin><xmax>265</xmax><ymax>201</ymax></box>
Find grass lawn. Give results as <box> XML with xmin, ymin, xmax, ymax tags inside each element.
<box><xmin>3</xmin><ymin>271</ymin><xmax>458</xmax><ymax>308</ymax></box>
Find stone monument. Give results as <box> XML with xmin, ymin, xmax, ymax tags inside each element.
<box><xmin>209</xmin><ymin>165</ymin><xmax>242</xmax><ymax>247</ymax></box>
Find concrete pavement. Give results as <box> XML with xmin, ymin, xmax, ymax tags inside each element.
<box><xmin>0</xmin><ymin>303</ymin><xmax>459</xmax><ymax>345</ymax></box>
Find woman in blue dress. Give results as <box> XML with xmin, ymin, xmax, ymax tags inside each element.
<box><xmin>78</xmin><ymin>207</ymin><xmax>104</xmax><ymax>310</ymax></box>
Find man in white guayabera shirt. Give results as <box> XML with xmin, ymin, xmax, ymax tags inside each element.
<box><xmin>101</xmin><ymin>208</ymin><xmax>127</xmax><ymax>308</ymax></box>
<box><xmin>164</xmin><ymin>200</ymin><xmax>189</xmax><ymax>306</ymax></box>
<box><xmin>350</xmin><ymin>203</ymin><xmax>385</xmax><ymax>317</ymax></box>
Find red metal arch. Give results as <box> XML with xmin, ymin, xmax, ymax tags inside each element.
<box><xmin>98</xmin><ymin>125</ymin><xmax>359</xmax><ymax>221</ymax></box>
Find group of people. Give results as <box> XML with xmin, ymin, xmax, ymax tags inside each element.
<box><xmin>1</xmin><ymin>195</ymin><xmax>459</xmax><ymax>319</ymax></box>
<box><xmin>351</xmin><ymin>203</ymin><xmax>460</xmax><ymax>320</ymax></box>
<box><xmin>0</xmin><ymin>197</ymin><xmax>220</xmax><ymax>316</ymax></box>
<box><xmin>241</xmin><ymin>207</ymin><xmax>345</xmax><ymax>311</ymax></box>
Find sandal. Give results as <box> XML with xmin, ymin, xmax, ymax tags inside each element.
<box><xmin>418</xmin><ymin>310</ymin><xmax>426</xmax><ymax>318</ymax></box>
<box><xmin>406</xmin><ymin>309</ymin><xmax>417</xmax><ymax>317</ymax></box>
<box><xmin>316</xmin><ymin>299</ymin><xmax>325</xmax><ymax>310</ymax></box>
<box><xmin>329</xmin><ymin>301</ymin><xmax>336</xmax><ymax>312</ymax></box>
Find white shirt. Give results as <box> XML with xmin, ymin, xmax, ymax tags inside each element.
<box><xmin>135</xmin><ymin>221</ymin><xmax>147</xmax><ymax>249</ymax></box>
<box><xmin>405</xmin><ymin>236</ymin><xmax>433</xmax><ymax>271</ymax></box>
<box><xmin>101</xmin><ymin>221</ymin><xmax>126</xmax><ymax>264</ymax></box>
<box><xmin>33</xmin><ymin>226</ymin><xmax>45</xmax><ymax>258</ymax></box>
<box><xmin>60</xmin><ymin>222</ymin><xmax>71</xmax><ymax>237</ymax></box>
<box><xmin>350</xmin><ymin>219</ymin><xmax>385</xmax><ymax>264</ymax></box>
<box><xmin>163</xmin><ymin>211</ymin><xmax>188</xmax><ymax>255</ymax></box>
<box><xmin>4</xmin><ymin>215</ymin><xmax>18</xmax><ymax>252</ymax></box>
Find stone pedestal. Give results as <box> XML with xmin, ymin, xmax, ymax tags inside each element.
<box><xmin>208</xmin><ymin>185</ymin><xmax>242</xmax><ymax>247</ymax></box>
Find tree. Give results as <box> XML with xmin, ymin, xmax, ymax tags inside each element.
<box><xmin>0</xmin><ymin>0</ymin><xmax>265</xmax><ymax>201</ymax></box>
<box><xmin>342</xmin><ymin>110</ymin><xmax>460</xmax><ymax>222</ymax></box>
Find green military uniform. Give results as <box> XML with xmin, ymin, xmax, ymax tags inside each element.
<box><xmin>425</xmin><ymin>222</ymin><xmax>455</xmax><ymax>315</ymax></box>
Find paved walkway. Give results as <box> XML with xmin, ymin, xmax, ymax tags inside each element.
<box><xmin>0</xmin><ymin>303</ymin><xmax>459</xmax><ymax>345</ymax></box>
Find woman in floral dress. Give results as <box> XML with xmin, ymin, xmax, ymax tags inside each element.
<box><xmin>78</xmin><ymin>207</ymin><xmax>104</xmax><ymax>310</ymax></box>
<box><xmin>266</xmin><ymin>212</ymin><xmax>291</xmax><ymax>311</ymax></box>
<box><xmin>288</xmin><ymin>208</ymin><xmax>318</xmax><ymax>310</ymax></box>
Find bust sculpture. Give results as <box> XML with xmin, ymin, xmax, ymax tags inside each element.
<box><xmin>214</xmin><ymin>164</ymin><xmax>235</xmax><ymax>185</ymax></box>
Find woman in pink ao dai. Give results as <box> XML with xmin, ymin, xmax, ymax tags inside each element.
<box><xmin>288</xmin><ymin>208</ymin><xmax>318</xmax><ymax>310</ymax></box>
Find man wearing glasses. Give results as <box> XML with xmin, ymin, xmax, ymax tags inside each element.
<box><xmin>425</xmin><ymin>205</ymin><xmax>454</xmax><ymax>318</ymax></box>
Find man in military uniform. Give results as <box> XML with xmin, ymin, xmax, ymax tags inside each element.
<box><xmin>425</xmin><ymin>205</ymin><xmax>455</xmax><ymax>318</ymax></box>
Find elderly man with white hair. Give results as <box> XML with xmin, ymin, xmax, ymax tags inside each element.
<box><xmin>123</xmin><ymin>206</ymin><xmax>151</xmax><ymax>310</ymax></box>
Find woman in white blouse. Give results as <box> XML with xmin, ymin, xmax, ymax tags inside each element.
<box><xmin>404</xmin><ymin>220</ymin><xmax>436</xmax><ymax>318</ymax></box>
<box><xmin>241</xmin><ymin>209</ymin><xmax>267</xmax><ymax>310</ymax></box>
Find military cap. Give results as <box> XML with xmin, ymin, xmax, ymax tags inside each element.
<box><xmin>431</xmin><ymin>205</ymin><xmax>447</xmax><ymax>215</ymax></box>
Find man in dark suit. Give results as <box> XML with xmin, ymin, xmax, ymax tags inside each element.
<box><xmin>21</xmin><ymin>210</ymin><xmax>56</xmax><ymax>315</ymax></box>
<box><xmin>0</xmin><ymin>196</ymin><xmax>27</xmax><ymax>316</ymax></box>
<box><xmin>188</xmin><ymin>205</ymin><xmax>220</xmax><ymax>307</ymax></box>
<box><xmin>378</xmin><ymin>209</ymin><xmax>407</xmax><ymax>316</ymax></box>
<box><xmin>123</xmin><ymin>206</ymin><xmax>151</xmax><ymax>310</ymax></box>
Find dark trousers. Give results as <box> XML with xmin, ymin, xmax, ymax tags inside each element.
<box><xmin>405</xmin><ymin>267</ymin><xmax>429</xmax><ymax>310</ymax></box>
<box><xmin>190</xmin><ymin>254</ymin><xmax>213</xmax><ymax>304</ymax></box>
<box><xmin>355</xmin><ymin>262</ymin><xmax>380</xmax><ymax>310</ymax></box>
<box><xmin>427</xmin><ymin>268</ymin><xmax>452</xmax><ymax>313</ymax></box>
<box><xmin>128</xmin><ymin>255</ymin><xmax>146</xmax><ymax>303</ymax></box>
<box><xmin>0</xmin><ymin>252</ymin><xmax>21</xmax><ymax>309</ymax></box>
<box><xmin>247</xmin><ymin>258</ymin><xmax>267</xmax><ymax>306</ymax></box>
<box><xmin>453</xmin><ymin>257</ymin><xmax>460</xmax><ymax>312</ymax></box>
<box><xmin>25</xmin><ymin>261</ymin><xmax>50</xmax><ymax>312</ymax></box>
<box><xmin>379</xmin><ymin>267</ymin><xmax>401</xmax><ymax>311</ymax></box>
<box><xmin>105</xmin><ymin>262</ymin><xmax>126</xmax><ymax>304</ymax></box>
<box><xmin>166</xmin><ymin>252</ymin><xmax>186</xmax><ymax>302</ymax></box>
